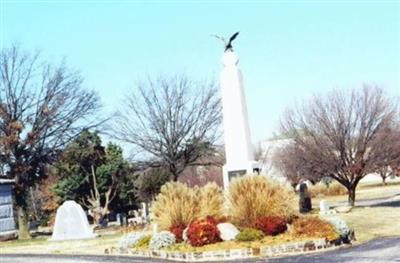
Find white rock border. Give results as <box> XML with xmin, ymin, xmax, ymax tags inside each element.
<box><xmin>110</xmin><ymin>238</ymin><xmax>348</xmax><ymax>262</ymax></box>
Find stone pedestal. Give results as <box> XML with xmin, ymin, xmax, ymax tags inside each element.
<box><xmin>219</xmin><ymin>51</ymin><xmax>259</xmax><ymax>189</ymax></box>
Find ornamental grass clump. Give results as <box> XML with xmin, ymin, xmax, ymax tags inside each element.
<box><xmin>197</xmin><ymin>182</ymin><xmax>224</xmax><ymax>219</ymax></box>
<box><xmin>227</xmin><ymin>175</ymin><xmax>297</xmax><ymax>227</ymax></box>
<box><xmin>151</xmin><ymin>182</ymin><xmax>199</xmax><ymax>230</ymax></box>
<box><xmin>291</xmin><ymin>216</ymin><xmax>339</xmax><ymax>241</ymax></box>
<box><xmin>149</xmin><ymin>231</ymin><xmax>176</xmax><ymax>250</ymax></box>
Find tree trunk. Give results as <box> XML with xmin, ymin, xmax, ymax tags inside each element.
<box><xmin>17</xmin><ymin>205</ymin><xmax>31</xmax><ymax>239</ymax></box>
<box><xmin>382</xmin><ymin>176</ymin><xmax>387</xmax><ymax>185</ymax></box>
<box><xmin>169</xmin><ymin>164</ymin><xmax>179</xmax><ymax>181</ymax></box>
<box><xmin>14</xmin><ymin>187</ymin><xmax>31</xmax><ymax>240</ymax></box>
<box><xmin>347</xmin><ymin>187</ymin><xmax>356</xmax><ymax>207</ymax></box>
<box><xmin>172</xmin><ymin>173</ymin><xmax>179</xmax><ymax>181</ymax></box>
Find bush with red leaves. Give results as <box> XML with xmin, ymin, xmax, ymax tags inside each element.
<box><xmin>187</xmin><ymin>216</ymin><xmax>221</xmax><ymax>247</ymax></box>
<box><xmin>253</xmin><ymin>216</ymin><xmax>287</xmax><ymax>236</ymax></box>
<box><xmin>169</xmin><ymin>223</ymin><xmax>187</xmax><ymax>243</ymax></box>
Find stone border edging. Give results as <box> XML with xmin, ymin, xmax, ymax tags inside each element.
<box><xmin>113</xmin><ymin>238</ymin><xmax>346</xmax><ymax>262</ymax></box>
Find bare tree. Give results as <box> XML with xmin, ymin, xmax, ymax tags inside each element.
<box><xmin>280</xmin><ymin>86</ymin><xmax>399</xmax><ymax>206</ymax></box>
<box><xmin>178</xmin><ymin>149</ymin><xmax>225</xmax><ymax>187</ymax></box>
<box><xmin>0</xmin><ymin>46</ymin><xmax>100</xmax><ymax>238</ymax></box>
<box><xmin>376</xmin><ymin>166</ymin><xmax>392</xmax><ymax>185</ymax></box>
<box><xmin>113</xmin><ymin>75</ymin><xmax>222</xmax><ymax>181</ymax></box>
<box><xmin>375</xmin><ymin>124</ymin><xmax>400</xmax><ymax>184</ymax></box>
<box><xmin>273</xmin><ymin>142</ymin><xmax>321</xmax><ymax>188</ymax></box>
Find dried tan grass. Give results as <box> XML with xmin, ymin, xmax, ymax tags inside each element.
<box><xmin>309</xmin><ymin>182</ymin><xmax>347</xmax><ymax>198</ymax></box>
<box><xmin>151</xmin><ymin>182</ymin><xmax>199</xmax><ymax>230</ymax></box>
<box><xmin>227</xmin><ymin>175</ymin><xmax>297</xmax><ymax>227</ymax></box>
<box><xmin>290</xmin><ymin>216</ymin><xmax>339</xmax><ymax>241</ymax></box>
<box><xmin>197</xmin><ymin>182</ymin><xmax>224</xmax><ymax>219</ymax></box>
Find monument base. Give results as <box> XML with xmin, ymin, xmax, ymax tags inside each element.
<box><xmin>223</xmin><ymin>161</ymin><xmax>260</xmax><ymax>189</ymax></box>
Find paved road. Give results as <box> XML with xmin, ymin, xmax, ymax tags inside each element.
<box><xmin>1</xmin><ymin>237</ymin><xmax>399</xmax><ymax>263</ymax></box>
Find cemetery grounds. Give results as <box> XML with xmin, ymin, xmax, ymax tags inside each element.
<box><xmin>0</xmin><ymin>179</ymin><xmax>399</xmax><ymax>256</ymax></box>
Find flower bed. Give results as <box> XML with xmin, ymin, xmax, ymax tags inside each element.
<box><xmin>113</xmin><ymin>176</ymin><xmax>354</xmax><ymax>261</ymax></box>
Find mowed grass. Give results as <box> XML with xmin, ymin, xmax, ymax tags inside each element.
<box><xmin>340</xmin><ymin>206</ymin><xmax>400</xmax><ymax>242</ymax></box>
<box><xmin>312</xmin><ymin>179</ymin><xmax>400</xmax><ymax>243</ymax></box>
<box><xmin>0</xmin><ymin>231</ymin><xmax>123</xmax><ymax>254</ymax></box>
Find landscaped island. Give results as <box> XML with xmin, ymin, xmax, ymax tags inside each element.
<box><xmin>116</xmin><ymin>175</ymin><xmax>353</xmax><ymax>261</ymax></box>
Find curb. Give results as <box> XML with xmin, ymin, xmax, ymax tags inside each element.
<box><xmin>111</xmin><ymin>238</ymin><xmax>347</xmax><ymax>262</ymax></box>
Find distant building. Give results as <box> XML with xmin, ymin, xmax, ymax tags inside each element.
<box><xmin>0</xmin><ymin>179</ymin><xmax>17</xmax><ymax>240</ymax></box>
<box><xmin>258</xmin><ymin>138</ymin><xmax>292</xmax><ymax>184</ymax></box>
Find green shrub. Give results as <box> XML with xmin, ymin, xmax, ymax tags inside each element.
<box><xmin>236</xmin><ymin>228</ymin><xmax>264</xmax><ymax>242</ymax></box>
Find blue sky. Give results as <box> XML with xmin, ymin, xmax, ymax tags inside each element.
<box><xmin>1</xmin><ymin>0</ymin><xmax>399</xmax><ymax>147</ymax></box>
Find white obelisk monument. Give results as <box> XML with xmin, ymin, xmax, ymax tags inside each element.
<box><xmin>220</xmin><ymin>48</ymin><xmax>258</xmax><ymax>189</ymax></box>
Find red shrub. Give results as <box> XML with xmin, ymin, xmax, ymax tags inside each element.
<box><xmin>187</xmin><ymin>216</ymin><xmax>221</xmax><ymax>247</ymax></box>
<box><xmin>169</xmin><ymin>223</ymin><xmax>187</xmax><ymax>243</ymax></box>
<box><xmin>253</xmin><ymin>216</ymin><xmax>287</xmax><ymax>236</ymax></box>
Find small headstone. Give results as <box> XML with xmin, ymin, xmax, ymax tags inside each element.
<box><xmin>50</xmin><ymin>200</ymin><xmax>97</xmax><ymax>241</ymax></box>
<box><xmin>320</xmin><ymin>200</ymin><xmax>330</xmax><ymax>213</ymax></box>
<box><xmin>116</xmin><ymin>213</ymin><xmax>121</xmax><ymax>225</ymax></box>
<box><xmin>141</xmin><ymin>202</ymin><xmax>148</xmax><ymax>219</ymax></box>
<box><xmin>299</xmin><ymin>183</ymin><xmax>312</xmax><ymax>213</ymax></box>
<box><xmin>319</xmin><ymin>200</ymin><xmax>337</xmax><ymax>215</ymax></box>
<box><xmin>217</xmin><ymin>223</ymin><xmax>240</xmax><ymax>241</ymax></box>
<box><xmin>122</xmin><ymin>212</ymin><xmax>128</xmax><ymax>226</ymax></box>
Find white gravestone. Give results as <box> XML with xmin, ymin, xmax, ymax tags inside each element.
<box><xmin>319</xmin><ymin>200</ymin><xmax>336</xmax><ymax>215</ymax></box>
<box><xmin>220</xmin><ymin>50</ymin><xmax>259</xmax><ymax>189</ymax></box>
<box><xmin>51</xmin><ymin>200</ymin><xmax>97</xmax><ymax>241</ymax></box>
